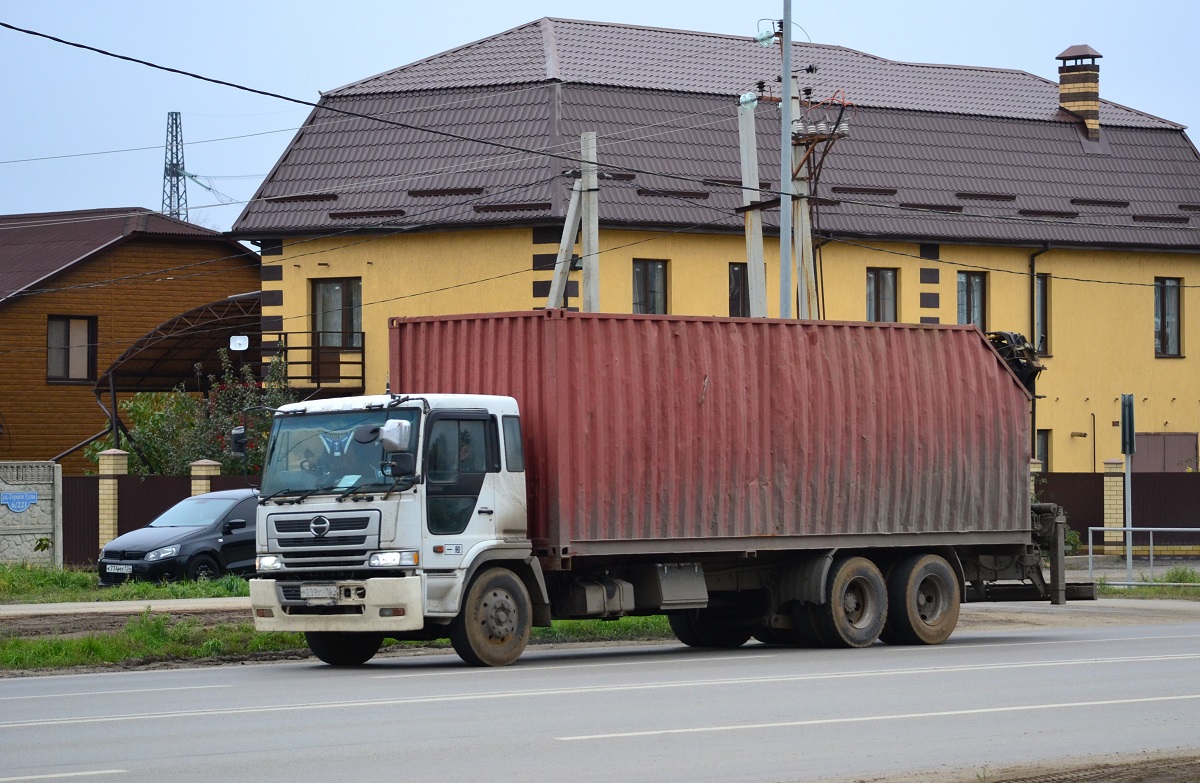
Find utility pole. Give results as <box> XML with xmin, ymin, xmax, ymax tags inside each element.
<box><xmin>778</xmin><ymin>3</ymin><xmax>795</xmax><ymax>318</ymax></box>
<box><xmin>738</xmin><ymin>95</ymin><xmax>768</xmax><ymax>317</ymax></box>
<box><xmin>580</xmin><ymin>132</ymin><xmax>600</xmax><ymax>312</ymax></box>
<box><xmin>547</xmin><ymin>132</ymin><xmax>600</xmax><ymax>311</ymax></box>
<box><xmin>161</xmin><ymin>111</ymin><xmax>188</xmax><ymax>221</ymax></box>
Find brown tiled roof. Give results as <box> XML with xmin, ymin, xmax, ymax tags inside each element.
<box><xmin>336</xmin><ymin>18</ymin><xmax>1174</xmax><ymax>128</ymax></box>
<box><xmin>233</xmin><ymin>18</ymin><xmax>1200</xmax><ymax>251</ymax></box>
<box><xmin>0</xmin><ymin>207</ymin><xmax>245</xmax><ymax>305</ymax></box>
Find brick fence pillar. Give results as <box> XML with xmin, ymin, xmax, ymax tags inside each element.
<box><xmin>190</xmin><ymin>460</ymin><xmax>222</xmax><ymax>496</ymax></box>
<box><xmin>97</xmin><ymin>449</ymin><xmax>128</xmax><ymax>553</ymax></box>
<box><xmin>1102</xmin><ymin>458</ymin><xmax>1125</xmax><ymax>555</ymax></box>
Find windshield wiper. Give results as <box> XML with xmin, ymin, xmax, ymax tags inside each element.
<box><xmin>336</xmin><ymin>483</ymin><xmax>377</xmax><ymax>501</ymax></box>
<box><xmin>260</xmin><ymin>488</ymin><xmax>307</xmax><ymax>504</ymax></box>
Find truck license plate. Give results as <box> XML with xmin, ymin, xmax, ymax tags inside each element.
<box><xmin>300</xmin><ymin>584</ymin><xmax>337</xmax><ymax>600</ymax></box>
<box><xmin>106</xmin><ymin>564</ymin><xmax>133</xmax><ymax>574</ymax></box>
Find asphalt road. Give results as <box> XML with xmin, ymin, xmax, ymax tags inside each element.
<box><xmin>2</xmin><ymin>616</ymin><xmax>1199</xmax><ymax>783</ymax></box>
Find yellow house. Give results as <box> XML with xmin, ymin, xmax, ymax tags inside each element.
<box><xmin>232</xmin><ymin>20</ymin><xmax>1200</xmax><ymax>473</ymax></box>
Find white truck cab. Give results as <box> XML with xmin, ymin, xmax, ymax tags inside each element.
<box><xmin>248</xmin><ymin>393</ymin><xmax>544</xmax><ymax>666</ymax></box>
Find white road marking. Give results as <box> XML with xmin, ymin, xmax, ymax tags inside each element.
<box><xmin>0</xmin><ymin>685</ymin><xmax>230</xmax><ymax>701</ymax></box>
<box><xmin>371</xmin><ymin>653</ymin><xmax>765</xmax><ymax>678</ymax></box>
<box><xmin>3</xmin><ymin>652</ymin><xmax>1198</xmax><ymax>729</ymax></box>
<box><xmin>940</xmin><ymin>631</ymin><xmax>1200</xmax><ymax>651</ymax></box>
<box><xmin>557</xmin><ymin>694</ymin><xmax>1200</xmax><ymax>740</ymax></box>
<box><xmin>0</xmin><ymin>771</ymin><xmax>127</xmax><ymax>782</ymax></box>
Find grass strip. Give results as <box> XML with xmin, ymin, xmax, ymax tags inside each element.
<box><xmin>0</xmin><ymin>611</ymin><xmax>674</xmax><ymax>671</ymax></box>
<box><xmin>0</xmin><ymin>564</ymin><xmax>249</xmax><ymax>604</ymax></box>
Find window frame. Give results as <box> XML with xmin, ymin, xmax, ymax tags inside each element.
<box><xmin>501</xmin><ymin>415</ymin><xmax>525</xmax><ymax>473</ymax></box>
<box><xmin>46</xmin><ymin>314</ymin><xmax>97</xmax><ymax>384</ymax></box>
<box><xmin>632</xmin><ymin>259</ymin><xmax>668</xmax><ymax>315</ymax></box>
<box><xmin>1034</xmin><ymin>273</ymin><xmax>1051</xmax><ymax>355</ymax></box>
<box><xmin>1035</xmin><ymin>429</ymin><xmax>1051</xmax><ymax>471</ymax></box>
<box><xmin>957</xmin><ymin>271</ymin><xmax>987</xmax><ymax>330</ymax></box>
<box><xmin>1154</xmin><ymin>277</ymin><xmax>1182</xmax><ymax>358</ymax></box>
<box><xmin>866</xmin><ymin>267</ymin><xmax>898</xmax><ymax>323</ymax></box>
<box><xmin>728</xmin><ymin>262</ymin><xmax>750</xmax><ymax>318</ymax></box>
<box><xmin>311</xmin><ymin>277</ymin><xmax>363</xmax><ymax>350</ymax></box>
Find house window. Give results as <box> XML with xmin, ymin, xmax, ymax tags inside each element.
<box><xmin>311</xmin><ymin>278</ymin><xmax>362</xmax><ymax>383</ymax></box>
<box><xmin>312</xmin><ymin>278</ymin><xmax>363</xmax><ymax>349</ymax></box>
<box><xmin>46</xmin><ymin>315</ymin><xmax>96</xmax><ymax>382</ymax></box>
<box><xmin>866</xmin><ymin>268</ymin><xmax>898</xmax><ymax>322</ymax></box>
<box><xmin>1154</xmin><ymin>277</ymin><xmax>1182</xmax><ymax>357</ymax></box>
<box><xmin>1034</xmin><ymin>274</ymin><xmax>1051</xmax><ymax>354</ymax></box>
<box><xmin>729</xmin><ymin>263</ymin><xmax>749</xmax><ymax>317</ymax></box>
<box><xmin>633</xmin><ymin>259</ymin><xmax>667</xmax><ymax>314</ymax></box>
<box><xmin>1035</xmin><ymin>429</ymin><xmax>1051</xmax><ymax>471</ymax></box>
<box><xmin>957</xmin><ymin>272</ymin><xmax>987</xmax><ymax>329</ymax></box>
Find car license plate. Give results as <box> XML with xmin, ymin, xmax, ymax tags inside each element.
<box><xmin>300</xmin><ymin>584</ymin><xmax>337</xmax><ymax>600</ymax></box>
<box><xmin>106</xmin><ymin>564</ymin><xmax>133</xmax><ymax>574</ymax></box>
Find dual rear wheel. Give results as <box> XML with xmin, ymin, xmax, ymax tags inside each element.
<box><xmin>740</xmin><ymin>553</ymin><xmax>961</xmax><ymax>650</ymax></box>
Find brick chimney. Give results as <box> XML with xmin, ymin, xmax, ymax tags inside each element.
<box><xmin>1057</xmin><ymin>45</ymin><xmax>1103</xmax><ymax>141</ymax></box>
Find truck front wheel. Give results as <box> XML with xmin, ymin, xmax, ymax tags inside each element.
<box><xmin>450</xmin><ymin>567</ymin><xmax>532</xmax><ymax>667</ymax></box>
<box><xmin>811</xmin><ymin>556</ymin><xmax>887</xmax><ymax>648</ymax></box>
<box><xmin>304</xmin><ymin>631</ymin><xmax>384</xmax><ymax>666</ymax></box>
<box><xmin>883</xmin><ymin>554</ymin><xmax>960</xmax><ymax>645</ymax></box>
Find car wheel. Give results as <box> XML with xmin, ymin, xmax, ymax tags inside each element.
<box><xmin>187</xmin><ymin>554</ymin><xmax>221</xmax><ymax>581</ymax></box>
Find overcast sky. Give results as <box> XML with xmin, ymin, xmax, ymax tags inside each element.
<box><xmin>2</xmin><ymin>0</ymin><xmax>1196</xmax><ymax>233</ymax></box>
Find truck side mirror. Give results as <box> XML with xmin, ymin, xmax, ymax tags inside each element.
<box><xmin>230</xmin><ymin>426</ymin><xmax>248</xmax><ymax>458</ymax></box>
<box><xmin>380</xmin><ymin>419</ymin><xmax>412</xmax><ymax>453</ymax></box>
<box><xmin>382</xmin><ymin>452</ymin><xmax>416</xmax><ymax>478</ymax></box>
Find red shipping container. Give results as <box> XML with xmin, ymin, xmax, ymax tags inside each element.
<box><xmin>389</xmin><ymin>311</ymin><xmax>1032</xmax><ymax>558</ymax></box>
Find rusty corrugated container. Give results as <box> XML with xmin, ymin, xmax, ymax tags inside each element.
<box><xmin>389</xmin><ymin>311</ymin><xmax>1032</xmax><ymax>558</ymax></box>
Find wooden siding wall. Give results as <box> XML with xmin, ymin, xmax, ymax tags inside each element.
<box><xmin>0</xmin><ymin>238</ymin><xmax>259</xmax><ymax>474</ymax></box>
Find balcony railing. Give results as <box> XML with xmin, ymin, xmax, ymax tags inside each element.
<box><xmin>261</xmin><ymin>331</ymin><xmax>365</xmax><ymax>392</ymax></box>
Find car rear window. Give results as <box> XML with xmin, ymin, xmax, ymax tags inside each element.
<box><xmin>149</xmin><ymin>497</ymin><xmax>242</xmax><ymax>528</ymax></box>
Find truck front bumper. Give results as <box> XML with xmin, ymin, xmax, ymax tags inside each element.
<box><xmin>249</xmin><ymin>577</ymin><xmax>425</xmax><ymax>633</ymax></box>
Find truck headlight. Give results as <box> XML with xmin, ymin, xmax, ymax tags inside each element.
<box><xmin>145</xmin><ymin>545</ymin><xmax>180</xmax><ymax>562</ymax></box>
<box><xmin>369</xmin><ymin>550</ymin><xmax>418</xmax><ymax>567</ymax></box>
<box><xmin>257</xmin><ymin>555</ymin><xmax>284</xmax><ymax>571</ymax></box>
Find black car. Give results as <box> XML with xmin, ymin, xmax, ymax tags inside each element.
<box><xmin>98</xmin><ymin>488</ymin><xmax>258</xmax><ymax>585</ymax></box>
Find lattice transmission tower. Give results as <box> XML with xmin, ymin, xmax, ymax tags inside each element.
<box><xmin>161</xmin><ymin>111</ymin><xmax>188</xmax><ymax>221</ymax></box>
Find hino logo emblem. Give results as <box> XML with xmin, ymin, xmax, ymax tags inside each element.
<box><xmin>309</xmin><ymin>516</ymin><xmax>332</xmax><ymax>538</ymax></box>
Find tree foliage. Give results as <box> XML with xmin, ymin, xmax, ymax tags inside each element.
<box><xmin>86</xmin><ymin>351</ymin><xmax>296</xmax><ymax>476</ymax></box>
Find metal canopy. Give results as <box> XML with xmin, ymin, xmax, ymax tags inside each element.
<box><xmin>95</xmin><ymin>291</ymin><xmax>262</xmax><ymax>394</ymax></box>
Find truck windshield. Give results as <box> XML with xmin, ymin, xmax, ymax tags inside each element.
<box><xmin>260</xmin><ymin>409</ymin><xmax>419</xmax><ymax>498</ymax></box>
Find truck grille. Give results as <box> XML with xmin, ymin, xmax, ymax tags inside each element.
<box><xmin>275</xmin><ymin>518</ymin><xmax>370</xmax><ymax>534</ymax></box>
<box><xmin>265</xmin><ymin>510</ymin><xmax>381</xmax><ymax>570</ymax></box>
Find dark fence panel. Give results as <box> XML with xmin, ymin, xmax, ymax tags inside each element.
<box><xmin>115</xmin><ymin>476</ymin><xmax>191</xmax><ymax>535</ymax></box>
<box><xmin>210</xmin><ymin>475</ymin><xmax>259</xmax><ymax>493</ymax></box>
<box><xmin>1132</xmin><ymin>473</ymin><xmax>1200</xmax><ymax>546</ymax></box>
<box><xmin>1039</xmin><ymin>473</ymin><xmax>1104</xmax><ymax>537</ymax></box>
<box><xmin>62</xmin><ymin>476</ymin><xmax>100</xmax><ymax>567</ymax></box>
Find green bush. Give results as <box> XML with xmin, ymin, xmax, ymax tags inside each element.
<box><xmin>1159</xmin><ymin>566</ymin><xmax>1200</xmax><ymax>584</ymax></box>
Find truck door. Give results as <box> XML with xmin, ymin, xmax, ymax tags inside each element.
<box><xmin>422</xmin><ymin>413</ymin><xmax>498</xmax><ymax>571</ymax></box>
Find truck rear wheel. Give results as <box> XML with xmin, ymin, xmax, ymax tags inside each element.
<box><xmin>304</xmin><ymin>631</ymin><xmax>384</xmax><ymax>666</ymax></box>
<box><xmin>450</xmin><ymin>567</ymin><xmax>531</xmax><ymax>667</ymax></box>
<box><xmin>883</xmin><ymin>554</ymin><xmax>960</xmax><ymax>645</ymax></box>
<box><xmin>811</xmin><ymin>556</ymin><xmax>887</xmax><ymax>648</ymax></box>
<box><xmin>667</xmin><ymin>609</ymin><xmax>753</xmax><ymax>648</ymax></box>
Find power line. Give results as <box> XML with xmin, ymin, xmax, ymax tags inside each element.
<box><xmin>0</xmin><ymin>21</ymin><xmax>712</xmax><ymax>191</ymax></box>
